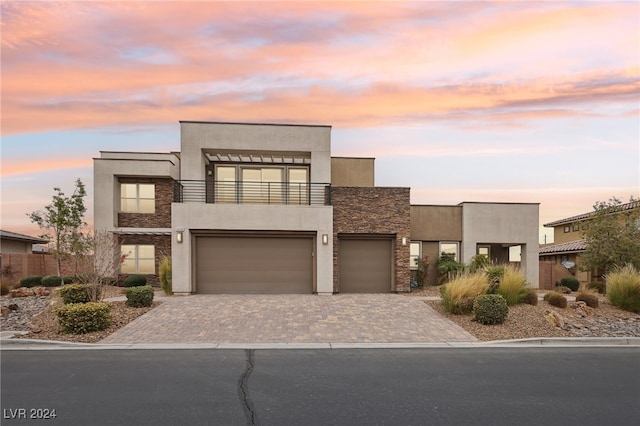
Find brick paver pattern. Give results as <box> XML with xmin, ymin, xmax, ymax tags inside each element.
<box><xmin>100</xmin><ymin>294</ymin><xmax>477</xmax><ymax>344</ymax></box>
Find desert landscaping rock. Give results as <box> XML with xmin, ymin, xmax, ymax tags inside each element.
<box><xmin>1</xmin><ymin>296</ymin><xmax>51</xmax><ymax>331</ymax></box>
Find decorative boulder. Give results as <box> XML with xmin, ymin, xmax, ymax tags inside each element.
<box><xmin>10</xmin><ymin>287</ymin><xmax>34</xmax><ymax>298</ymax></box>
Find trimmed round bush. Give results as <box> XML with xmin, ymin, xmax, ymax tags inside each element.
<box><xmin>125</xmin><ymin>285</ymin><xmax>154</xmax><ymax>307</ymax></box>
<box><xmin>576</xmin><ymin>292</ymin><xmax>599</xmax><ymax>308</ymax></box>
<box><xmin>123</xmin><ymin>274</ymin><xmax>147</xmax><ymax>288</ymax></box>
<box><xmin>545</xmin><ymin>292</ymin><xmax>568</xmax><ymax>308</ymax></box>
<box><xmin>63</xmin><ymin>276</ymin><xmax>75</xmax><ymax>285</ymax></box>
<box><xmin>473</xmin><ymin>294</ymin><xmax>509</xmax><ymax>325</ymax></box>
<box><xmin>59</xmin><ymin>284</ymin><xmax>91</xmax><ymax>304</ymax></box>
<box><xmin>560</xmin><ymin>277</ymin><xmax>580</xmax><ymax>292</ymax></box>
<box><xmin>55</xmin><ymin>302</ymin><xmax>111</xmax><ymax>334</ymax></box>
<box><xmin>587</xmin><ymin>281</ymin><xmax>606</xmax><ymax>294</ymax></box>
<box><xmin>42</xmin><ymin>275</ymin><xmax>66</xmax><ymax>287</ymax></box>
<box><xmin>20</xmin><ymin>275</ymin><xmax>42</xmax><ymax>288</ymax></box>
<box><xmin>520</xmin><ymin>289</ymin><xmax>539</xmax><ymax>306</ymax></box>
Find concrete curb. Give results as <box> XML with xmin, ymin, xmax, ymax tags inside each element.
<box><xmin>1</xmin><ymin>336</ymin><xmax>638</xmax><ymax>350</ymax></box>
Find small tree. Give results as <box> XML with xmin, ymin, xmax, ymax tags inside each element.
<box><xmin>580</xmin><ymin>196</ymin><xmax>640</xmax><ymax>276</ymax></box>
<box><xmin>27</xmin><ymin>179</ymin><xmax>87</xmax><ymax>284</ymax></box>
<box><xmin>76</xmin><ymin>230</ymin><xmax>125</xmax><ymax>302</ymax></box>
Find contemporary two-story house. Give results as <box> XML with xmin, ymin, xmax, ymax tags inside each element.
<box><xmin>94</xmin><ymin>121</ymin><xmax>539</xmax><ymax>294</ymax></box>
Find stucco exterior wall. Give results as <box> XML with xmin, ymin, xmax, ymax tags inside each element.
<box><xmin>332</xmin><ymin>187</ymin><xmax>411</xmax><ymax>292</ymax></box>
<box><xmin>93</xmin><ymin>154</ymin><xmax>179</xmax><ymax>231</ymax></box>
<box><xmin>331</xmin><ymin>157</ymin><xmax>375</xmax><ymax>187</ymax></box>
<box><xmin>171</xmin><ymin>203</ymin><xmax>334</xmax><ymax>295</ymax></box>
<box><xmin>460</xmin><ymin>202</ymin><xmax>540</xmax><ymax>287</ymax></box>
<box><xmin>0</xmin><ymin>240</ymin><xmax>32</xmax><ymax>254</ymax></box>
<box><xmin>410</xmin><ymin>205</ymin><xmax>463</xmax><ymax>241</ymax></box>
<box><xmin>179</xmin><ymin>122</ymin><xmax>332</xmax><ymax>184</ymax></box>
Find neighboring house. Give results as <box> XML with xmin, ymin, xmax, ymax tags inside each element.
<box><xmin>94</xmin><ymin>121</ymin><xmax>539</xmax><ymax>294</ymax></box>
<box><xmin>539</xmin><ymin>200</ymin><xmax>640</xmax><ymax>288</ymax></box>
<box><xmin>0</xmin><ymin>230</ymin><xmax>49</xmax><ymax>281</ymax></box>
<box><xmin>0</xmin><ymin>230</ymin><xmax>48</xmax><ymax>254</ymax></box>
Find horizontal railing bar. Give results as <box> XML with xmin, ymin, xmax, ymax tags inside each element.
<box><xmin>173</xmin><ymin>180</ymin><xmax>331</xmax><ymax>206</ymax></box>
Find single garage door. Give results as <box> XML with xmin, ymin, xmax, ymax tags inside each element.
<box><xmin>195</xmin><ymin>236</ymin><xmax>313</xmax><ymax>294</ymax></box>
<box><xmin>339</xmin><ymin>238</ymin><xmax>392</xmax><ymax>293</ymax></box>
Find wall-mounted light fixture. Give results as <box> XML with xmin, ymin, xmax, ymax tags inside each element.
<box><xmin>401</xmin><ymin>237</ymin><xmax>407</xmax><ymax>246</ymax></box>
<box><xmin>322</xmin><ymin>234</ymin><xmax>329</xmax><ymax>245</ymax></box>
<box><xmin>176</xmin><ymin>227</ymin><xmax>184</xmax><ymax>244</ymax></box>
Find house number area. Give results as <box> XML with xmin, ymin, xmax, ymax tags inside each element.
<box><xmin>3</xmin><ymin>408</ymin><xmax>57</xmax><ymax>420</ymax></box>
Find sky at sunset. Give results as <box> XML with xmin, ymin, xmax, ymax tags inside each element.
<box><xmin>1</xmin><ymin>0</ymin><xmax>639</xmax><ymax>244</ymax></box>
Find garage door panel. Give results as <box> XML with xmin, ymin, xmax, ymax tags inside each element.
<box><xmin>339</xmin><ymin>239</ymin><xmax>392</xmax><ymax>293</ymax></box>
<box><xmin>196</xmin><ymin>236</ymin><xmax>312</xmax><ymax>294</ymax></box>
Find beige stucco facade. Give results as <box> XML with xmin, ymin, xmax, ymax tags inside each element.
<box><xmin>331</xmin><ymin>157</ymin><xmax>375</xmax><ymax>187</ymax></box>
<box><xmin>460</xmin><ymin>202</ymin><xmax>540</xmax><ymax>286</ymax></box>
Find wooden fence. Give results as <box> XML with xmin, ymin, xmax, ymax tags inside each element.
<box><xmin>1</xmin><ymin>253</ymin><xmax>93</xmax><ymax>284</ymax></box>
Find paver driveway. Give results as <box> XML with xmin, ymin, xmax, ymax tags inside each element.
<box><xmin>100</xmin><ymin>294</ymin><xmax>476</xmax><ymax>344</ymax></box>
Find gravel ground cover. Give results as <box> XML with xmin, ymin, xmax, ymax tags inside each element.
<box><xmin>1</xmin><ymin>286</ymin><xmax>160</xmax><ymax>344</ymax></box>
<box><xmin>411</xmin><ymin>286</ymin><xmax>640</xmax><ymax>341</ymax></box>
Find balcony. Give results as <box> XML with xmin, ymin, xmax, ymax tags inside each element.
<box><xmin>173</xmin><ymin>180</ymin><xmax>331</xmax><ymax>206</ymax></box>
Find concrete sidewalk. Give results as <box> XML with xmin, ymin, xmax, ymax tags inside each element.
<box><xmin>99</xmin><ymin>294</ymin><xmax>477</xmax><ymax>345</ymax></box>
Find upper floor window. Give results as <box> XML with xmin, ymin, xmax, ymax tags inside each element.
<box><xmin>563</xmin><ymin>226</ymin><xmax>570</xmax><ymax>233</ymax></box>
<box><xmin>214</xmin><ymin>165</ymin><xmax>309</xmax><ymax>205</ymax></box>
<box><xmin>121</xmin><ymin>183</ymin><xmax>155</xmax><ymax>213</ymax></box>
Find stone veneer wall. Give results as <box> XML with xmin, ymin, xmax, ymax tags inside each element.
<box><xmin>118</xmin><ymin>234</ymin><xmax>171</xmax><ymax>287</ymax></box>
<box><xmin>118</xmin><ymin>177</ymin><xmax>173</xmax><ymax>228</ymax></box>
<box><xmin>332</xmin><ymin>187</ymin><xmax>411</xmax><ymax>292</ymax></box>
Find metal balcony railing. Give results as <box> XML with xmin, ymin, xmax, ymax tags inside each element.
<box><xmin>174</xmin><ymin>180</ymin><xmax>331</xmax><ymax>206</ymax></box>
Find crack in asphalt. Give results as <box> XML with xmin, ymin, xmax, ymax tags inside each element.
<box><xmin>238</xmin><ymin>349</ymin><xmax>257</xmax><ymax>425</ymax></box>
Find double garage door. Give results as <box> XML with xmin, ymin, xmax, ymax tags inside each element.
<box><xmin>195</xmin><ymin>235</ymin><xmax>313</xmax><ymax>294</ymax></box>
<box><xmin>195</xmin><ymin>235</ymin><xmax>393</xmax><ymax>294</ymax></box>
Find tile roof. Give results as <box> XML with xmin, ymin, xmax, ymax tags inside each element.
<box><xmin>539</xmin><ymin>239</ymin><xmax>587</xmax><ymax>255</ymax></box>
<box><xmin>544</xmin><ymin>200</ymin><xmax>640</xmax><ymax>227</ymax></box>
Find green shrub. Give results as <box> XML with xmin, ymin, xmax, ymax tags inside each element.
<box><xmin>58</xmin><ymin>284</ymin><xmax>94</xmax><ymax>304</ymax></box>
<box><xmin>496</xmin><ymin>265</ymin><xmax>529</xmax><ymax>305</ymax></box>
<box><xmin>441</xmin><ymin>272</ymin><xmax>489</xmax><ymax>314</ymax></box>
<box><xmin>41</xmin><ymin>275</ymin><xmax>65</xmax><ymax>287</ymax></box>
<box><xmin>576</xmin><ymin>291</ymin><xmax>599</xmax><ymax>308</ymax></box>
<box><xmin>484</xmin><ymin>265</ymin><xmax>504</xmax><ymax>294</ymax></box>
<box><xmin>555</xmin><ymin>285</ymin><xmax>572</xmax><ymax>294</ymax></box>
<box><xmin>468</xmin><ymin>254</ymin><xmax>491</xmax><ymax>273</ymax></box>
<box><xmin>123</xmin><ymin>274</ymin><xmax>147</xmax><ymax>288</ymax></box>
<box><xmin>63</xmin><ymin>276</ymin><xmax>75</xmax><ymax>285</ymax></box>
<box><xmin>473</xmin><ymin>294</ymin><xmax>509</xmax><ymax>325</ymax></box>
<box><xmin>587</xmin><ymin>281</ymin><xmax>606</xmax><ymax>294</ymax></box>
<box><xmin>55</xmin><ymin>302</ymin><xmax>111</xmax><ymax>334</ymax></box>
<box><xmin>125</xmin><ymin>285</ymin><xmax>154</xmax><ymax>307</ymax></box>
<box><xmin>606</xmin><ymin>264</ymin><xmax>640</xmax><ymax>313</ymax></box>
<box><xmin>545</xmin><ymin>292</ymin><xmax>567</xmax><ymax>308</ymax></box>
<box><xmin>158</xmin><ymin>256</ymin><xmax>172</xmax><ymax>296</ymax></box>
<box><xmin>560</xmin><ymin>277</ymin><xmax>580</xmax><ymax>292</ymax></box>
<box><xmin>20</xmin><ymin>275</ymin><xmax>42</xmax><ymax>288</ymax></box>
<box><xmin>520</xmin><ymin>288</ymin><xmax>539</xmax><ymax>306</ymax></box>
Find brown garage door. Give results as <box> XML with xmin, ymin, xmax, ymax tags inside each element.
<box><xmin>195</xmin><ymin>236</ymin><xmax>313</xmax><ymax>294</ymax></box>
<box><xmin>339</xmin><ymin>238</ymin><xmax>392</xmax><ymax>293</ymax></box>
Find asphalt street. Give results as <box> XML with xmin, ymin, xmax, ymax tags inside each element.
<box><xmin>1</xmin><ymin>348</ymin><xmax>639</xmax><ymax>426</ymax></box>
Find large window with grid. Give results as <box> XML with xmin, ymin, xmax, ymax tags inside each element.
<box><xmin>121</xmin><ymin>183</ymin><xmax>155</xmax><ymax>213</ymax></box>
<box><xmin>121</xmin><ymin>245</ymin><xmax>155</xmax><ymax>274</ymax></box>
